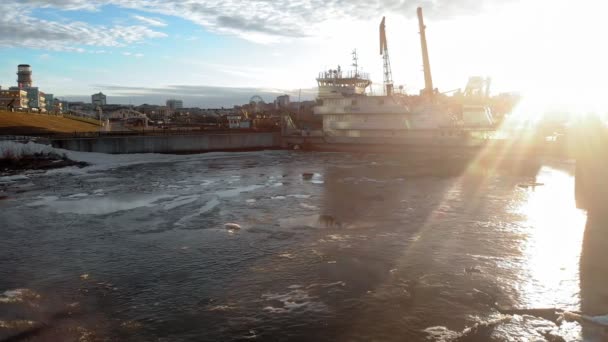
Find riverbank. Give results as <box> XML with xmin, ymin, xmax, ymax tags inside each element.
<box><xmin>0</xmin><ymin>111</ymin><xmax>100</xmax><ymax>135</ymax></box>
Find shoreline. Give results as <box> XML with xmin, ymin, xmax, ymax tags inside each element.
<box><xmin>0</xmin><ymin>155</ymin><xmax>88</xmax><ymax>176</ymax></box>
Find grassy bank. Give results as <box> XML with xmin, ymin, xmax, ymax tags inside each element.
<box><xmin>0</xmin><ymin>111</ymin><xmax>100</xmax><ymax>135</ymax></box>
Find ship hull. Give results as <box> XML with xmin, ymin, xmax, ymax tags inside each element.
<box><xmin>282</xmin><ymin>134</ymin><xmax>542</xmax><ymax>161</ymax></box>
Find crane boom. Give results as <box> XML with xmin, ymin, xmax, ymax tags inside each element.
<box><xmin>417</xmin><ymin>7</ymin><xmax>434</xmax><ymax>100</ymax></box>
<box><xmin>379</xmin><ymin>17</ymin><xmax>394</xmax><ymax>96</ymax></box>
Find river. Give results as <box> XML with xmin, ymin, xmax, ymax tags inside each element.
<box><xmin>1</xmin><ymin>150</ymin><xmax>605</xmax><ymax>341</ymax></box>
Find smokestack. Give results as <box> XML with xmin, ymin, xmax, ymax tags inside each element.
<box><xmin>417</xmin><ymin>7</ymin><xmax>433</xmax><ymax>99</ymax></box>
<box><xmin>17</xmin><ymin>64</ymin><xmax>32</xmax><ymax>89</ymax></box>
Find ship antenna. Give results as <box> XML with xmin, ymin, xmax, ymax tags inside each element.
<box><xmin>352</xmin><ymin>49</ymin><xmax>359</xmax><ymax>78</ymax></box>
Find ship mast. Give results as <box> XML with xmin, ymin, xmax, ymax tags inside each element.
<box><xmin>351</xmin><ymin>49</ymin><xmax>359</xmax><ymax>78</ymax></box>
<box><xmin>417</xmin><ymin>7</ymin><xmax>434</xmax><ymax>100</ymax></box>
<box><xmin>379</xmin><ymin>17</ymin><xmax>394</xmax><ymax>96</ymax></box>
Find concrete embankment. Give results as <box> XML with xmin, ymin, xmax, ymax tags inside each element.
<box><xmin>51</xmin><ymin>132</ymin><xmax>281</xmax><ymax>154</ymax></box>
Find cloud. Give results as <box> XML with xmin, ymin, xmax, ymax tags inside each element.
<box><xmin>0</xmin><ymin>2</ymin><xmax>166</xmax><ymax>51</ymax></box>
<box><xmin>132</xmin><ymin>14</ymin><xmax>167</xmax><ymax>27</ymax></box>
<box><xmin>122</xmin><ymin>52</ymin><xmax>145</xmax><ymax>58</ymax></box>
<box><xmin>1</xmin><ymin>0</ymin><xmax>509</xmax><ymax>45</ymax></box>
<box><xmin>86</xmin><ymin>84</ymin><xmax>316</xmax><ymax>107</ymax></box>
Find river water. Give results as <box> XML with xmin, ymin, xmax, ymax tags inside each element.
<box><xmin>0</xmin><ymin>150</ymin><xmax>606</xmax><ymax>341</ymax></box>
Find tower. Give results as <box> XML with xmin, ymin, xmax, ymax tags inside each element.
<box><xmin>17</xmin><ymin>64</ymin><xmax>32</xmax><ymax>89</ymax></box>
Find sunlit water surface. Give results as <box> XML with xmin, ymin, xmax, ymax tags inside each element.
<box><xmin>0</xmin><ymin>151</ymin><xmax>595</xmax><ymax>341</ymax></box>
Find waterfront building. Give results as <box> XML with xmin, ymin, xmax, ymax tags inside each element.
<box><xmin>53</xmin><ymin>99</ymin><xmax>63</xmax><ymax>113</ymax></box>
<box><xmin>92</xmin><ymin>92</ymin><xmax>107</xmax><ymax>107</ymax></box>
<box><xmin>10</xmin><ymin>87</ymin><xmax>45</xmax><ymax>111</ymax></box>
<box><xmin>0</xmin><ymin>88</ymin><xmax>29</xmax><ymax>110</ymax></box>
<box><xmin>44</xmin><ymin>93</ymin><xmax>55</xmax><ymax>112</ymax></box>
<box><xmin>59</xmin><ymin>100</ymin><xmax>69</xmax><ymax>112</ymax></box>
<box><xmin>275</xmin><ymin>95</ymin><xmax>290</xmax><ymax>109</ymax></box>
<box><xmin>166</xmin><ymin>99</ymin><xmax>183</xmax><ymax>111</ymax></box>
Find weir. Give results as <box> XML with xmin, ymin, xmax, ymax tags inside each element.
<box><xmin>51</xmin><ymin>132</ymin><xmax>281</xmax><ymax>154</ymax></box>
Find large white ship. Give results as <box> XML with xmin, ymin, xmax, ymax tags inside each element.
<box><xmin>284</xmin><ymin>7</ymin><xmax>497</xmax><ymax>153</ymax></box>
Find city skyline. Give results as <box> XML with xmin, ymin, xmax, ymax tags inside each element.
<box><xmin>0</xmin><ymin>0</ymin><xmax>605</xmax><ymax>110</ymax></box>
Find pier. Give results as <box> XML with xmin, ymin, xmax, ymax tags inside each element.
<box><xmin>572</xmin><ymin>117</ymin><xmax>608</xmax><ymax>211</ymax></box>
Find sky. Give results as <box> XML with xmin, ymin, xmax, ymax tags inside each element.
<box><xmin>0</xmin><ymin>0</ymin><xmax>606</xmax><ymax>110</ymax></box>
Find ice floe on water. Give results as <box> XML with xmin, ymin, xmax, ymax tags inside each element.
<box><xmin>174</xmin><ymin>198</ymin><xmax>221</xmax><ymax>227</ymax></box>
<box><xmin>423</xmin><ymin>313</ymin><xmax>586</xmax><ymax>342</ymax></box>
<box><xmin>0</xmin><ymin>288</ymin><xmax>40</xmax><ymax>304</ymax></box>
<box><xmin>262</xmin><ymin>288</ymin><xmax>327</xmax><ymax>314</ymax></box>
<box><xmin>161</xmin><ymin>195</ymin><xmax>200</xmax><ymax>210</ymax></box>
<box><xmin>1</xmin><ymin>141</ymin><xmax>277</xmax><ymax>179</ymax></box>
<box><xmin>27</xmin><ymin>193</ymin><xmax>173</xmax><ymax>215</ymax></box>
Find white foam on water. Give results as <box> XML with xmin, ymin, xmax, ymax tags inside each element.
<box><xmin>271</xmin><ymin>195</ymin><xmax>286</xmax><ymax>200</ymax></box>
<box><xmin>262</xmin><ymin>288</ymin><xmax>327</xmax><ymax>314</ymax></box>
<box><xmin>0</xmin><ymin>174</ymin><xmax>29</xmax><ymax>183</ymax></box>
<box><xmin>299</xmin><ymin>203</ymin><xmax>318</xmax><ymax>210</ymax></box>
<box><xmin>423</xmin><ymin>326</ymin><xmax>460</xmax><ymax>341</ymax></box>
<box><xmin>174</xmin><ymin>198</ymin><xmax>220</xmax><ymax>227</ymax></box>
<box><xmin>67</xmin><ymin>193</ymin><xmax>89</xmax><ymax>198</ymax></box>
<box><xmin>278</xmin><ymin>214</ymin><xmax>321</xmax><ymax>228</ymax></box>
<box><xmin>0</xmin><ymin>288</ymin><xmax>40</xmax><ymax>303</ymax></box>
<box><xmin>27</xmin><ymin>195</ymin><xmax>59</xmax><ymax>207</ymax></box>
<box><xmin>85</xmin><ymin>177</ymin><xmax>119</xmax><ymax>183</ymax></box>
<box><xmin>162</xmin><ymin>195</ymin><xmax>200</xmax><ymax>210</ymax></box>
<box><xmin>215</xmin><ymin>185</ymin><xmax>263</xmax><ymax>198</ymax></box>
<box><xmin>288</xmin><ymin>194</ymin><xmax>311</xmax><ymax>199</ymax></box>
<box><xmin>306</xmin><ymin>281</ymin><xmax>346</xmax><ymax>289</ymax></box>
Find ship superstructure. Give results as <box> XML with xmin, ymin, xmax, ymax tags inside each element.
<box><xmin>304</xmin><ymin>8</ymin><xmax>495</xmax><ymax>150</ymax></box>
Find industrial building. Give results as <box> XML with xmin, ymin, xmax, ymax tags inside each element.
<box><xmin>166</xmin><ymin>99</ymin><xmax>183</xmax><ymax>111</ymax></box>
<box><xmin>17</xmin><ymin>64</ymin><xmax>33</xmax><ymax>89</ymax></box>
<box><xmin>92</xmin><ymin>92</ymin><xmax>107</xmax><ymax>107</ymax></box>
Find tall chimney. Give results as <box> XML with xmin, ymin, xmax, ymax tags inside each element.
<box><xmin>417</xmin><ymin>8</ymin><xmax>433</xmax><ymax>99</ymax></box>
<box><xmin>17</xmin><ymin>64</ymin><xmax>32</xmax><ymax>89</ymax></box>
